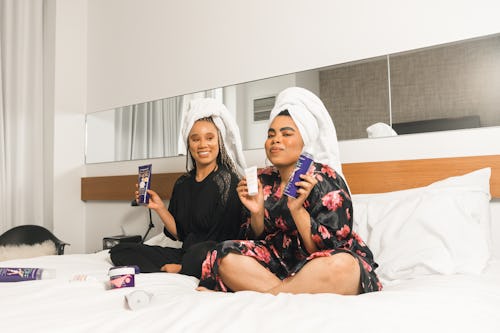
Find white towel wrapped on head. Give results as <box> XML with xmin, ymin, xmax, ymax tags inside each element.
<box><xmin>269</xmin><ymin>87</ymin><xmax>343</xmax><ymax>176</ymax></box>
<box><xmin>179</xmin><ymin>98</ymin><xmax>246</xmax><ymax>176</ymax></box>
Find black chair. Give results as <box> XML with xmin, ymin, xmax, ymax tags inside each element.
<box><xmin>0</xmin><ymin>224</ymin><xmax>70</xmax><ymax>255</ymax></box>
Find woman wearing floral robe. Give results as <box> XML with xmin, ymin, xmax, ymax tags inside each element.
<box><xmin>198</xmin><ymin>87</ymin><xmax>382</xmax><ymax>295</ymax></box>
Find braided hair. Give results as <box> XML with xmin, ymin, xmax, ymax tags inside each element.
<box><xmin>185</xmin><ymin>117</ymin><xmax>238</xmax><ymax>175</ymax></box>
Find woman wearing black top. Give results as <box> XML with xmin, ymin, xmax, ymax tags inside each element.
<box><xmin>110</xmin><ymin>98</ymin><xmax>246</xmax><ymax>278</ymax></box>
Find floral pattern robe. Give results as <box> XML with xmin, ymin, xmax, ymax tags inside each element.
<box><xmin>198</xmin><ymin>162</ymin><xmax>382</xmax><ymax>293</ymax></box>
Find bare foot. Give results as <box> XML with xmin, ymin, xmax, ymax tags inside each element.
<box><xmin>160</xmin><ymin>264</ymin><xmax>182</xmax><ymax>273</ymax></box>
<box><xmin>195</xmin><ymin>286</ymin><xmax>214</xmax><ymax>292</ymax></box>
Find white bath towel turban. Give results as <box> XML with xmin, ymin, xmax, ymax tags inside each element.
<box><xmin>269</xmin><ymin>87</ymin><xmax>343</xmax><ymax>175</ymax></box>
<box><xmin>179</xmin><ymin>98</ymin><xmax>246</xmax><ymax>176</ymax></box>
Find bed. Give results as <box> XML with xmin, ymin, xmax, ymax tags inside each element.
<box><xmin>3</xmin><ymin>155</ymin><xmax>500</xmax><ymax>332</ymax></box>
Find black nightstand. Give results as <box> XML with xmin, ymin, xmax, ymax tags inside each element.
<box><xmin>103</xmin><ymin>235</ymin><xmax>142</xmax><ymax>250</ymax></box>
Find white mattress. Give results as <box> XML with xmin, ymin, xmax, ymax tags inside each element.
<box><xmin>1</xmin><ymin>251</ymin><xmax>499</xmax><ymax>333</ymax></box>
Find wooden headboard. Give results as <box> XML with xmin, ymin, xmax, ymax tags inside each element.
<box><xmin>81</xmin><ymin>155</ymin><xmax>500</xmax><ymax>201</ymax></box>
<box><xmin>343</xmin><ymin>155</ymin><xmax>500</xmax><ymax>197</ymax></box>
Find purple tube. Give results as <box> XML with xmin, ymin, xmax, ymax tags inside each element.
<box><xmin>138</xmin><ymin>164</ymin><xmax>152</xmax><ymax>205</ymax></box>
<box><xmin>0</xmin><ymin>267</ymin><xmax>56</xmax><ymax>282</ymax></box>
<box><xmin>284</xmin><ymin>152</ymin><xmax>314</xmax><ymax>198</ymax></box>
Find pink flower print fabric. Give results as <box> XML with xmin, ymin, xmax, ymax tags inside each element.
<box><xmin>199</xmin><ymin>162</ymin><xmax>382</xmax><ymax>293</ymax></box>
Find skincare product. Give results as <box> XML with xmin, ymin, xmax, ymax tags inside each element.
<box><xmin>244</xmin><ymin>166</ymin><xmax>258</xmax><ymax>196</ymax></box>
<box><xmin>0</xmin><ymin>267</ymin><xmax>55</xmax><ymax>282</ymax></box>
<box><xmin>284</xmin><ymin>152</ymin><xmax>314</xmax><ymax>198</ymax></box>
<box><xmin>108</xmin><ymin>266</ymin><xmax>136</xmax><ymax>289</ymax></box>
<box><xmin>138</xmin><ymin>164</ymin><xmax>152</xmax><ymax>205</ymax></box>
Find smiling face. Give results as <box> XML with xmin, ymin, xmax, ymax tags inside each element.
<box><xmin>265</xmin><ymin>115</ymin><xmax>304</xmax><ymax>168</ymax></box>
<box><xmin>188</xmin><ymin>119</ymin><xmax>220</xmax><ymax>169</ymax></box>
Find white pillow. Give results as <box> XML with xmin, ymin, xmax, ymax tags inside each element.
<box><xmin>352</xmin><ymin>168</ymin><xmax>492</xmax><ymax>283</ymax></box>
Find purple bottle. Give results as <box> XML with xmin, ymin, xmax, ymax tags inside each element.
<box><xmin>0</xmin><ymin>267</ymin><xmax>55</xmax><ymax>282</ymax></box>
<box><xmin>284</xmin><ymin>152</ymin><xmax>314</xmax><ymax>198</ymax></box>
<box><xmin>138</xmin><ymin>164</ymin><xmax>152</xmax><ymax>205</ymax></box>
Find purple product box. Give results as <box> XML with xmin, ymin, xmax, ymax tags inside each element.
<box><xmin>284</xmin><ymin>152</ymin><xmax>314</xmax><ymax>198</ymax></box>
<box><xmin>108</xmin><ymin>266</ymin><xmax>136</xmax><ymax>289</ymax></box>
<box><xmin>138</xmin><ymin>164</ymin><xmax>152</xmax><ymax>205</ymax></box>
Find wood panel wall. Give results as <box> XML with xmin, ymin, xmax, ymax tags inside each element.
<box><xmin>81</xmin><ymin>155</ymin><xmax>500</xmax><ymax>201</ymax></box>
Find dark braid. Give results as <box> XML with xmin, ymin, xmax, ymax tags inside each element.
<box><xmin>217</xmin><ymin>129</ymin><xmax>238</xmax><ymax>174</ymax></box>
<box><xmin>185</xmin><ymin>117</ymin><xmax>239</xmax><ymax>175</ymax></box>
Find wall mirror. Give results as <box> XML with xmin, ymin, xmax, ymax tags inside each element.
<box><xmin>86</xmin><ymin>33</ymin><xmax>500</xmax><ymax>164</ymax></box>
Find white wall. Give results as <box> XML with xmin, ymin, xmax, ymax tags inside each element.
<box><xmin>59</xmin><ymin>0</ymin><xmax>500</xmax><ymax>252</ymax></box>
<box><xmin>53</xmin><ymin>0</ymin><xmax>87</xmax><ymax>253</ymax></box>
<box><xmin>85</xmin><ymin>110</ymin><xmax>115</xmax><ymax>163</ymax></box>
<box><xmin>86</xmin><ymin>0</ymin><xmax>500</xmax><ymax>112</ymax></box>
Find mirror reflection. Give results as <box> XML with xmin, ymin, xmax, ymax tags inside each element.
<box><xmin>86</xmin><ymin>33</ymin><xmax>500</xmax><ymax>164</ymax></box>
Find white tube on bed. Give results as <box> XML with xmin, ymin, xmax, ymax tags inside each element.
<box><xmin>244</xmin><ymin>166</ymin><xmax>258</xmax><ymax>196</ymax></box>
<box><xmin>0</xmin><ymin>267</ymin><xmax>56</xmax><ymax>282</ymax></box>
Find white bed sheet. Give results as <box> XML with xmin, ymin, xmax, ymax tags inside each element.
<box><xmin>1</xmin><ymin>251</ymin><xmax>499</xmax><ymax>333</ymax></box>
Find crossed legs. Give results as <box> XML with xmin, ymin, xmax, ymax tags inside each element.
<box><xmin>214</xmin><ymin>252</ymin><xmax>361</xmax><ymax>295</ymax></box>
